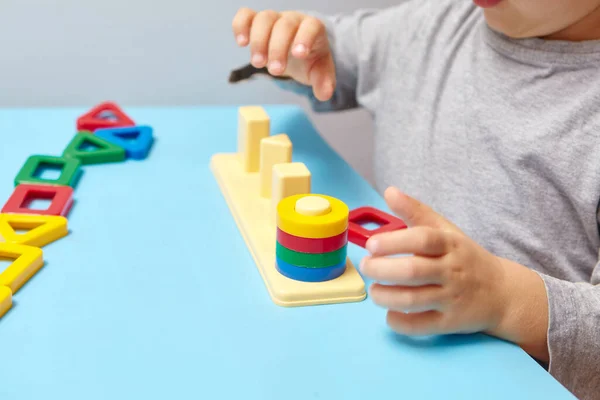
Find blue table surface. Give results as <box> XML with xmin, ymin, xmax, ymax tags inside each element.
<box><xmin>0</xmin><ymin>105</ymin><xmax>574</xmax><ymax>399</ymax></box>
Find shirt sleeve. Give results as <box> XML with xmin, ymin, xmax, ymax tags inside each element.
<box><xmin>275</xmin><ymin>3</ymin><xmax>419</xmax><ymax>113</ymax></box>
<box><xmin>537</xmin><ymin>258</ymin><xmax>600</xmax><ymax>398</ymax></box>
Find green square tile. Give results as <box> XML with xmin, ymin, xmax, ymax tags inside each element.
<box><xmin>15</xmin><ymin>155</ymin><xmax>82</xmax><ymax>187</ymax></box>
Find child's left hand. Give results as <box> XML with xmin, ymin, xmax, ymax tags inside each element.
<box><xmin>359</xmin><ymin>187</ymin><xmax>510</xmax><ymax>336</ymax></box>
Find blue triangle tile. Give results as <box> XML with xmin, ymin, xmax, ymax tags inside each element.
<box><xmin>94</xmin><ymin>125</ymin><xmax>154</xmax><ymax>160</ymax></box>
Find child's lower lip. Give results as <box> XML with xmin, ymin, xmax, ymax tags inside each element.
<box><xmin>473</xmin><ymin>0</ymin><xmax>503</xmax><ymax>7</ymax></box>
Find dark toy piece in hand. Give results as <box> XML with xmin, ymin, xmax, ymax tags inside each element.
<box><xmin>228</xmin><ymin>64</ymin><xmax>292</xmax><ymax>83</ymax></box>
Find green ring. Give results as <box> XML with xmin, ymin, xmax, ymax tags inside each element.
<box><xmin>276</xmin><ymin>242</ymin><xmax>347</xmax><ymax>268</ymax></box>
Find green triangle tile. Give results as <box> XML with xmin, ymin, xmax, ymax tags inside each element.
<box><xmin>63</xmin><ymin>131</ymin><xmax>126</xmax><ymax>164</ymax></box>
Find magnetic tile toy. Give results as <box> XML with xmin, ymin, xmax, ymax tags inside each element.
<box><xmin>348</xmin><ymin>206</ymin><xmax>407</xmax><ymax>248</ymax></box>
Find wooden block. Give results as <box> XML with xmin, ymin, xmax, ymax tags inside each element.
<box><xmin>259</xmin><ymin>134</ymin><xmax>292</xmax><ymax>198</ymax></box>
<box><xmin>210</xmin><ymin>152</ymin><xmax>366</xmax><ymax>307</ymax></box>
<box><xmin>272</xmin><ymin>163</ymin><xmax>311</xmax><ymax>215</ymax></box>
<box><xmin>237</xmin><ymin>106</ymin><xmax>270</xmax><ymax>172</ymax></box>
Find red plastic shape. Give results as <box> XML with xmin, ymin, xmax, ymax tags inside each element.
<box><xmin>276</xmin><ymin>228</ymin><xmax>347</xmax><ymax>254</ymax></box>
<box><xmin>1</xmin><ymin>184</ymin><xmax>74</xmax><ymax>217</ymax></box>
<box><xmin>76</xmin><ymin>101</ymin><xmax>135</xmax><ymax>132</ymax></box>
<box><xmin>347</xmin><ymin>206</ymin><xmax>407</xmax><ymax>248</ymax></box>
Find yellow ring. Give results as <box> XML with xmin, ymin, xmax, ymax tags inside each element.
<box><xmin>277</xmin><ymin>194</ymin><xmax>348</xmax><ymax>239</ymax></box>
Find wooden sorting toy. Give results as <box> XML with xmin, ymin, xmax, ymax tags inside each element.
<box><xmin>210</xmin><ymin>106</ymin><xmax>366</xmax><ymax>307</ymax></box>
<box><xmin>14</xmin><ymin>155</ymin><xmax>82</xmax><ymax>188</ymax></box>
<box><xmin>2</xmin><ymin>184</ymin><xmax>74</xmax><ymax>217</ymax></box>
<box><xmin>76</xmin><ymin>101</ymin><xmax>135</xmax><ymax>132</ymax></box>
<box><xmin>63</xmin><ymin>131</ymin><xmax>126</xmax><ymax>164</ymax></box>
<box><xmin>0</xmin><ymin>214</ymin><xmax>68</xmax><ymax>247</ymax></box>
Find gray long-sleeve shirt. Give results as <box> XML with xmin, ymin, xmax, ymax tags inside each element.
<box><xmin>273</xmin><ymin>1</ymin><xmax>600</xmax><ymax>398</ymax></box>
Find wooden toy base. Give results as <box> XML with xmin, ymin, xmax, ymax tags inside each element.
<box><xmin>210</xmin><ymin>153</ymin><xmax>367</xmax><ymax>307</ymax></box>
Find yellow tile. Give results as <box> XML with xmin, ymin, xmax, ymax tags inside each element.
<box><xmin>272</xmin><ymin>162</ymin><xmax>311</xmax><ymax>215</ymax></box>
<box><xmin>259</xmin><ymin>134</ymin><xmax>292</xmax><ymax>198</ymax></box>
<box><xmin>0</xmin><ymin>286</ymin><xmax>12</xmax><ymax>319</ymax></box>
<box><xmin>0</xmin><ymin>243</ymin><xmax>44</xmax><ymax>294</ymax></box>
<box><xmin>237</xmin><ymin>106</ymin><xmax>270</xmax><ymax>172</ymax></box>
<box><xmin>0</xmin><ymin>214</ymin><xmax>68</xmax><ymax>247</ymax></box>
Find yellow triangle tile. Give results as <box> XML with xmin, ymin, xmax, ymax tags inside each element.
<box><xmin>0</xmin><ymin>214</ymin><xmax>68</xmax><ymax>247</ymax></box>
<box><xmin>0</xmin><ymin>243</ymin><xmax>44</xmax><ymax>294</ymax></box>
<box><xmin>0</xmin><ymin>286</ymin><xmax>11</xmax><ymax>319</ymax></box>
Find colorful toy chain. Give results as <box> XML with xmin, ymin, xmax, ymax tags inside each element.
<box><xmin>0</xmin><ymin>101</ymin><xmax>155</xmax><ymax>319</ymax></box>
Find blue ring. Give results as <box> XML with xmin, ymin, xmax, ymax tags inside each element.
<box><xmin>275</xmin><ymin>256</ymin><xmax>346</xmax><ymax>282</ymax></box>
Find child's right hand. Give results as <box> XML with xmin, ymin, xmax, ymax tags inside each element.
<box><xmin>232</xmin><ymin>8</ymin><xmax>336</xmax><ymax>101</ymax></box>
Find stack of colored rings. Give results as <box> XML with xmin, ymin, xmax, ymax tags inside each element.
<box><xmin>276</xmin><ymin>194</ymin><xmax>349</xmax><ymax>282</ymax></box>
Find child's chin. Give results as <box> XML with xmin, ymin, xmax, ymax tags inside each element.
<box><xmin>483</xmin><ymin>11</ymin><xmax>538</xmax><ymax>39</ymax></box>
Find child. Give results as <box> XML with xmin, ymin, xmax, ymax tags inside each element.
<box><xmin>231</xmin><ymin>1</ymin><xmax>600</xmax><ymax>398</ymax></box>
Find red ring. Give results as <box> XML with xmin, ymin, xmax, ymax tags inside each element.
<box><xmin>276</xmin><ymin>228</ymin><xmax>347</xmax><ymax>254</ymax></box>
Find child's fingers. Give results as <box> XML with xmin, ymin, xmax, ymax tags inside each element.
<box><xmin>233</xmin><ymin>9</ymin><xmax>335</xmax><ymax>99</ymax></box>
<box><xmin>232</xmin><ymin>7</ymin><xmax>257</xmax><ymax>46</ymax></box>
<box><xmin>366</xmin><ymin>226</ymin><xmax>452</xmax><ymax>257</ymax></box>
<box><xmin>292</xmin><ymin>16</ymin><xmax>327</xmax><ymax>58</ymax></box>
<box><xmin>386</xmin><ymin>310</ymin><xmax>446</xmax><ymax>336</ymax></box>
<box><xmin>249</xmin><ymin>10</ymin><xmax>280</xmax><ymax>68</ymax></box>
<box><xmin>308</xmin><ymin>54</ymin><xmax>336</xmax><ymax>101</ymax></box>
<box><xmin>360</xmin><ymin>255</ymin><xmax>445</xmax><ymax>286</ymax></box>
<box><xmin>267</xmin><ymin>14</ymin><xmax>302</xmax><ymax>75</ymax></box>
<box><xmin>370</xmin><ymin>283</ymin><xmax>445</xmax><ymax>313</ymax></box>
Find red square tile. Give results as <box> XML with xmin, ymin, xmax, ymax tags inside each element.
<box><xmin>348</xmin><ymin>206</ymin><xmax>407</xmax><ymax>248</ymax></box>
<box><xmin>2</xmin><ymin>184</ymin><xmax>74</xmax><ymax>217</ymax></box>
